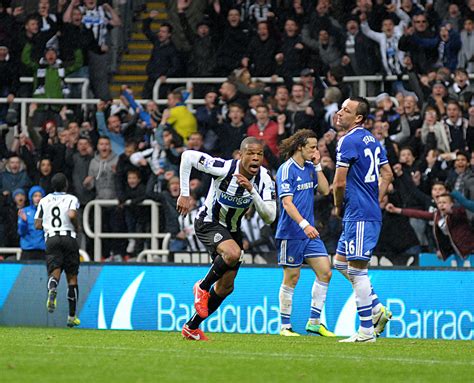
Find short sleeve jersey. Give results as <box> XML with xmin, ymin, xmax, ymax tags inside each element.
<box><xmin>35</xmin><ymin>192</ymin><xmax>80</xmax><ymax>236</ymax></box>
<box><xmin>336</xmin><ymin>127</ymin><xmax>388</xmax><ymax>222</ymax></box>
<box><xmin>275</xmin><ymin>158</ymin><xmax>318</xmax><ymax>239</ymax></box>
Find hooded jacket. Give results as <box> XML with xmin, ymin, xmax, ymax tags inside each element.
<box><xmin>17</xmin><ymin>185</ymin><xmax>46</xmax><ymax>251</ymax></box>
<box><xmin>86</xmin><ymin>152</ymin><xmax>118</xmax><ymax>199</ymax></box>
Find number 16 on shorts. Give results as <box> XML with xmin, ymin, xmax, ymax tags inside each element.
<box><xmin>336</xmin><ymin>221</ymin><xmax>381</xmax><ymax>261</ymax></box>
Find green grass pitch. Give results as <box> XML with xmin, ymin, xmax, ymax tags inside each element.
<box><xmin>0</xmin><ymin>327</ymin><xmax>472</xmax><ymax>383</ymax></box>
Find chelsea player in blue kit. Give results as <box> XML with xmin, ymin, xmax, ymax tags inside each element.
<box><xmin>276</xmin><ymin>130</ymin><xmax>335</xmax><ymax>337</ymax></box>
<box><xmin>333</xmin><ymin>97</ymin><xmax>393</xmax><ymax>342</ymax></box>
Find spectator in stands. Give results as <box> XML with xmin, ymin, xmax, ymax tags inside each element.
<box><xmin>178</xmin><ymin>8</ymin><xmax>216</xmax><ymax>78</ymax></box>
<box><xmin>33</xmin><ymin>158</ymin><xmax>53</xmax><ymax>194</ymax></box>
<box><xmin>386</xmin><ymin>193</ymin><xmax>474</xmax><ymax>265</ymax></box>
<box><xmin>242</xmin><ymin>21</ymin><xmax>278</xmax><ymax>77</ymax></box>
<box><xmin>162</xmin><ymin>90</ymin><xmax>197</xmax><ymax>143</ymax></box>
<box><xmin>115</xmin><ymin>140</ymin><xmax>145</xmax><ymax>203</ymax></box>
<box><xmin>374</xmin><ymin>93</ymin><xmax>401</xmax><ymax>136</ymax></box>
<box><xmin>394</xmin><ymin>93</ymin><xmax>422</xmax><ymax>147</ymax></box>
<box><xmin>0</xmin><ymin>154</ymin><xmax>32</xmax><ymax>198</ymax></box>
<box><xmin>443</xmin><ymin>101</ymin><xmax>469</xmax><ymax>153</ymax></box>
<box><xmin>38</xmin><ymin>120</ymin><xmax>66</xmax><ymax>173</ymax></box>
<box><xmin>270</xmin><ymin>85</ymin><xmax>291</xmax><ymax>126</ymax></box>
<box><xmin>33</xmin><ymin>0</ymin><xmax>60</xmax><ymax>34</ymax></box>
<box><xmin>61</xmin><ymin>6</ymin><xmax>95</xmax><ymax>98</ymax></box>
<box><xmin>275</xmin><ymin>18</ymin><xmax>306</xmax><ymax>82</ymax></box>
<box><xmin>17</xmin><ymin>185</ymin><xmax>45</xmax><ymax>260</ymax></box>
<box><xmin>247</xmin><ymin>104</ymin><xmax>284</xmax><ymax>169</ymax></box>
<box><xmin>218</xmin><ymin>81</ymin><xmax>247</xmax><ymax>122</ymax></box>
<box><xmin>96</xmin><ymin>100</ymin><xmax>138</xmax><ymax>156</ymax></box>
<box><xmin>399</xmin><ymin>12</ymin><xmax>439</xmax><ymax>74</ymax></box>
<box><xmin>341</xmin><ymin>16</ymin><xmax>381</xmax><ymax>77</ymax></box>
<box><xmin>410</xmin><ymin>23</ymin><xmax>461</xmax><ymax>72</ymax></box>
<box><xmin>449</xmin><ymin>68</ymin><xmax>474</xmax><ymax>104</ymax></box>
<box><xmin>119</xmin><ymin>168</ymin><xmax>148</xmax><ymax>261</ymax></box>
<box><xmin>243</xmin><ymin>94</ymin><xmax>263</xmax><ymax>126</ymax></box>
<box><xmin>84</xmin><ymin>135</ymin><xmax>122</xmax><ymax>260</ymax></box>
<box><xmin>307</xmin><ymin>28</ymin><xmax>343</xmax><ymax>75</ymax></box>
<box><xmin>195</xmin><ymin>90</ymin><xmax>219</xmax><ymax>150</ymax></box>
<box><xmin>442</xmin><ymin>3</ymin><xmax>463</xmax><ymax>32</ymax></box>
<box><xmin>64</xmin><ymin>0</ymin><xmax>122</xmax><ymax>101</ymax></box>
<box><xmin>359</xmin><ymin>6</ymin><xmax>409</xmax><ymax>85</ymax></box>
<box><xmin>217</xmin><ymin>103</ymin><xmax>247</xmax><ymax>159</ymax></box>
<box><xmin>321</xmin><ymin>86</ymin><xmax>342</xmax><ymax>132</ymax></box>
<box><xmin>457</xmin><ymin>17</ymin><xmax>474</xmax><ymax>73</ymax></box>
<box><xmin>421</xmin><ymin>106</ymin><xmax>450</xmax><ymax>154</ymax></box>
<box><xmin>83</xmin><ymin>136</ymin><xmax>118</xmax><ymax>199</ymax></box>
<box><xmin>446</xmin><ymin>151</ymin><xmax>474</xmax><ymax>201</ymax></box>
<box><xmin>22</xmin><ymin>42</ymin><xmax>83</xmax><ymax>126</ymax></box>
<box><xmin>143</xmin><ymin>16</ymin><xmax>180</xmax><ymax>99</ymax></box>
<box><xmin>287</xmin><ymin>82</ymin><xmax>315</xmax><ymax>134</ymax></box>
<box><xmin>371</xmin><ymin>120</ymin><xmax>399</xmax><ymax>166</ymax></box>
<box><xmin>214</xmin><ymin>8</ymin><xmax>250</xmax><ymax>76</ymax></box>
<box><xmin>0</xmin><ymin>42</ymin><xmax>18</xmax><ymax>125</ymax></box>
<box><xmin>65</xmin><ymin>135</ymin><xmax>94</xmax><ymax>206</ymax></box>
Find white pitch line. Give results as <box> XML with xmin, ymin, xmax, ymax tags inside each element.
<box><xmin>26</xmin><ymin>343</ymin><xmax>473</xmax><ymax>367</ymax></box>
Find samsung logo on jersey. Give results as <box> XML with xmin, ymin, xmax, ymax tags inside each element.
<box><xmin>219</xmin><ymin>192</ymin><xmax>253</xmax><ymax>208</ymax></box>
<box><xmin>363</xmin><ymin>135</ymin><xmax>376</xmax><ymax>145</ymax></box>
<box><xmin>297</xmin><ymin>182</ymin><xmax>313</xmax><ymax>191</ymax></box>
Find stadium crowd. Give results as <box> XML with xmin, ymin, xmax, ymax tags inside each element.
<box><xmin>0</xmin><ymin>0</ymin><xmax>473</xmax><ymax>265</ymax></box>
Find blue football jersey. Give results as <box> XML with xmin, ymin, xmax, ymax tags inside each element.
<box><xmin>336</xmin><ymin>127</ymin><xmax>388</xmax><ymax>222</ymax></box>
<box><xmin>276</xmin><ymin>158</ymin><xmax>318</xmax><ymax>239</ymax></box>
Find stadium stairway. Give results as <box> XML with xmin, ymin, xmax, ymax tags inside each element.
<box><xmin>110</xmin><ymin>1</ymin><xmax>168</xmax><ymax>98</ymax></box>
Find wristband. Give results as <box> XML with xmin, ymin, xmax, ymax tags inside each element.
<box><xmin>299</xmin><ymin>219</ymin><xmax>310</xmax><ymax>230</ymax></box>
<box><xmin>314</xmin><ymin>163</ymin><xmax>322</xmax><ymax>172</ymax></box>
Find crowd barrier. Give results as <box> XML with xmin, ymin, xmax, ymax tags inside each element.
<box><xmin>0</xmin><ymin>262</ymin><xmax>472</xmax><ymax>340</ymax></box>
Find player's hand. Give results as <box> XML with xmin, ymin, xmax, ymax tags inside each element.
<box><xmin>177</xmin><ymin>195</ymin><xmax>191</xmax><ymax>216</ymax></box>
<box><xmin>233</xmin><ymin>173</ymin><xmax>253</xmax><ymax>192</ymax></box>
<box><xmin>312</xmin><ymin>149</ymin><xmax>321</xmax><ymax>166</ymax></box>
<box><xmin>304</xmin><ymin>225</ymin><xmax>319</xmax><ymax>239</ymax></box>
<box><xmin>18</xmin><ymin>209</ymin><xmax>27</xmax><ymax>221</ymax></box>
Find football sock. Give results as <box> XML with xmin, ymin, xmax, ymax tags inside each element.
<box><xmin>348</xmin><ymin>266</ymin><xmax>373</xmax><ymax>335</ymax></box>
<box><xmin>333</xmin><ymin>259</ymin><xmax>350</xmax><ymax>280</ymax></box>
<box><xmin>371</xmin><ymin>287</ymin><xmax>382</xmax><ymax>315</ymax></box>
<box><xmin>335</xmin><ymin>260</ymin><xmax>382</xmax><ymax>314</ymax></box>
<box><xmin>67</xmin><ymin>285</ymin><xmax>78</xmax><ymax>317</ymax></box>
<box><xmin>200</xmin><ymin>255</ymin><xmax>231</xmax><ymax>291</ymax></box>
<box><xmin>187</xmin><ymin>287</ymin><xmax>225</xmax><ymax>330</ymax></box>
<box><xmin>279</xmin><ymin>284</ymin><xmax>294</xmax><ymax>330</ymax></box>
<box><xmin>309</xmin><ymin>279</ymin><xmax>328</xmax><ymax>325</ymax></box>
<box><xmin>47</xmin><ymin>276</ymin><xmax>58</xmax><ymax>291</ymax></box>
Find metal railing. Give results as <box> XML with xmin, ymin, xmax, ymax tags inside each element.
<box><xmin>19</xmin><ymin>77</ymin><xmax>90</xmax><ymax>101</ymax></box>
<box><xmin>151</xmin><ymin>74</ymin><xmax>415</xmax><ymax>102</ymax></box>
<box><xmin>82</xmin><ymin>199</ymin><xmax>170</xmax><ymax>262</ymax></box>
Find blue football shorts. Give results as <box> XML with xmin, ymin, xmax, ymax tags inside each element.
<box><xmin>336</xmin><ymin>221</ymin><xmax>381</xmax><ymax>261</ymax></box>
<box><xmin>277</xmin><ymin>237</ymin><xmax>328</xmax><ymax>267</ymax></box>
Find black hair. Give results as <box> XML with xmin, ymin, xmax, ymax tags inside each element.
<box><xmin>51</xmin><ymin>173</ymin><xmax>68</xmax><ymax>192</ymax></box>
<box><xmin>349</xmin><ymin>96</ymin><xmax>370</xmax><ymax>123</ymax></box>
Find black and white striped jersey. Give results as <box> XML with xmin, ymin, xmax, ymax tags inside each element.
<box><xmin>181</xmin><ymin>151</ymin><xmax>276</xmax><ymax>232</ymax></box>
<box><xmin>35</xmin><ymin>192</ymin><xmax>79</xmax><ymax>237</ymax></box>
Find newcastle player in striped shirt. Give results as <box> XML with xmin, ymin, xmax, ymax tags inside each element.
<box><xmin>177</xmin><ymin>137</ymin><xmax>277</xmax><ymax>341</ymax></box>
<box><xmin>34</xmin><ymin>173</ymin><xmax>81</xmax><ymax>328</ymax></box>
